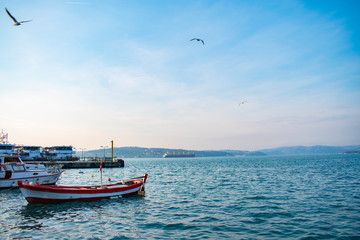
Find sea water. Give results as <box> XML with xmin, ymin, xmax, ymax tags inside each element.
<box><xmin>0</xmin><ymin>154</ymin><xmax>359</xmax><ymax>239</ymax></box>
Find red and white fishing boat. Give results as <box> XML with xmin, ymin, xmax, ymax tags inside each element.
<box><xmin>18</xmin><ymin>174</ymin><xmax>148</xmax><ymax>204</ymax></box>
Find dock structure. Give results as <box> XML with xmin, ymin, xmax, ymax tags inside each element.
<box><xmin>61</xmin><ymin>159</ymin><xmax>124</xmax><ymax>169</ymax></box>
<box><xmin>26</xmin><ymin>159</ymin><xmax>125</xmax><ymax>169</ymax></box>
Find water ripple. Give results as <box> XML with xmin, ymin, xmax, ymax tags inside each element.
<box><xmin>1</xmin><ymin>155</ymin><xmax>360</xmax><ymax>239</ymax></box>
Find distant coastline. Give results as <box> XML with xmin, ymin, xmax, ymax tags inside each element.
<box><xmin>79</xmin><ymin>145</ymin><xmax>360</xmax><ymax>158</ymax></box>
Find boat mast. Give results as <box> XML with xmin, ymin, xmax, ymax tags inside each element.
<box><xmin>100</xmin><ymin>160</ymin><xmax>103</xmax><ymax>187</ymax></box>
<box><xmin>0</xmin><ymin>130</ymin><xmax>9</xmax><ymax>144</ymax></box>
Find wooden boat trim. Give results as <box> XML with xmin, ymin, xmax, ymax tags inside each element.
<box><xmin>18</xmin><ymin>181</ymin><xmax>142</xmax><ymax>194</ymax></box>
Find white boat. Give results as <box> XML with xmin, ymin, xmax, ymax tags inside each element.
<box><xmin>0</xmin><ymin>155</ymin><xmax>63</xmax><ymax>188</ymax></box>
<box><xmin>43</xmin><ymin>146</ymin><xmax>79</xmax><ymax>161</ymax></box>
<box><xmin>0</xmin><ymin>144</ymin><xmax>15</xmax><ymax>155</ymax></box>
<box><xmin>15</xmin><ymin>145</ymin><xmax>43</xmax><ymax>161</ymax></box>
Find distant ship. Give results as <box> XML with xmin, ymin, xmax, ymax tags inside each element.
<box><xmin>163</xmin><ymin>152</ymin><xmax>195</xmax><ymax>158</ymax></box>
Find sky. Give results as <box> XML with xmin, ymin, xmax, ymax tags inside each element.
<box><xmin>1</xmin><ymin>0</ymin><xmax>359</xmax><ymax>151</ymax></box>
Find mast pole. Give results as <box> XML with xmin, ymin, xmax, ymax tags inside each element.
<box><xmin>111</xmin><ymin>140</ymin><xmax>114</xmax><ymax>162</ymax></box>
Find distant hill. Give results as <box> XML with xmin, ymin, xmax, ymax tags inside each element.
<box><xmin>223</xmin><ymin>150</ymin><xmax>266</xmax><ymax>156</ymax></box>
<box><xmin>78</xmin><ymin>145</ymin><xmax>360</xmax><ymax>158</ymax></box>
<box><xmin>79</xmin><ymin>147</ymin><xmax>263</xmax><ymax>158</ymax></box>
<box><xmin>258</xmin><ymin>145</ymin><xmax>360</xmax><ymax>156</ymax></box>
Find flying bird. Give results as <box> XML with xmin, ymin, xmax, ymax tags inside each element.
<box><xmin>190</xmin><ymin>38</ymin><xmax>205</xmax><ymax>45</ymax></box>
<box><xmin>238</xmin><ymin>101</ymin><xmax>247</xmax><ymax>106</ymax></box>
<box><xmin>5</xmin><ymin>8</ymin><xmax>32</xmax><ymax>26</ymax></box>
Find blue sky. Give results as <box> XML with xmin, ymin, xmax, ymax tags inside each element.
<box><xmin>1</xmin><ymin>0</ymin><xmax>359</xmax><ymax>151</ymax></box>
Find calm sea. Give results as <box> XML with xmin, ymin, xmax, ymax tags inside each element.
<box><xmin>1</xmin><ymin>155</ymin><xmax>359</xmax><ymax>239</ymax></box>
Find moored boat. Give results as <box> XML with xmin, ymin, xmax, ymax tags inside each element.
<box><xmin>0</xmin><ymin>155</ymin><xmax>63</xmax><ymax>188</ymax></box>
<box><xmin>42</xmin><ymin>146</ymin><xmax>79</xmax><ymax>161</ymax></box>
<box><xmin>14</xmin><ymin>145</ymin><xmax>43</xmax><ymax>161</ymax></box>
<box><xmin>0</xmin><ymin>144</ymin><xmax>15</xmax><ymax>155</ymax></box>
<box><xmin>18</xmin><ymin>174</ymin><xmax>148</xmax><ymax>204</ymax></box>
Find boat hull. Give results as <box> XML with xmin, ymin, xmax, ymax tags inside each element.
<box><xmin>18</xmin><ymin>174</ymin><xmax>147</xmax><ymax>204</ymax></box>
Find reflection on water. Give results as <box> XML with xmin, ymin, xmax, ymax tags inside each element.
<box><xmin>1</xmin><ymin>182</ymin><xmax>147</xmax><ymax>239</ymax></box>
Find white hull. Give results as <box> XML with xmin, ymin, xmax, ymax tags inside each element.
<box><xmin>0</xmin><ymin>172</ymin><xmax>62</xmax><ymax>188</ymax></box>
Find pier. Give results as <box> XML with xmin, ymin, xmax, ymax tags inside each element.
<box><xmin>26</xmin><ymin>159</ymin><xmax>125</xmax><ymax>169</ymax></box>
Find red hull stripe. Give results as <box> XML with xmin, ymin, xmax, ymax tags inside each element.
<box><xmin>19</xmin><ymin>182</ymin><xmax>142</xmax><ymax>194</ymax></box>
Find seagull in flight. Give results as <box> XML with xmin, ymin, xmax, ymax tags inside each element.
<box><xmin>5</xmin><ymin>8</ymin><xmax>32</xmax><ymax>26</ymax></box>
<box><xmin>190</xmin><ymin>38</ymin><xmax>205</xmax><ymax>45</ymax></box>
<box><xmin>238</xmin><ymin>101</ymin><xmax>247</xmax><ymax>106</ymax></box>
